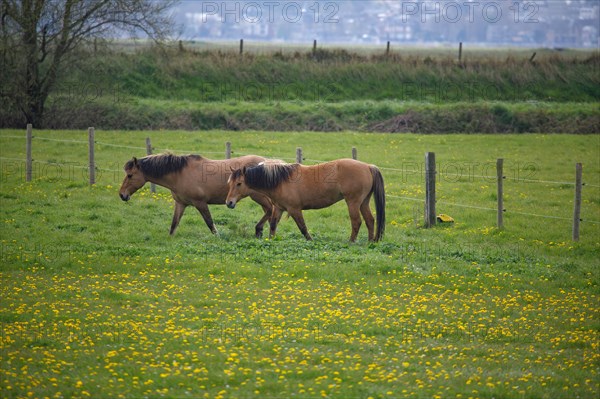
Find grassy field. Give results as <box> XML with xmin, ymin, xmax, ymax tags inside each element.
<box><xmin>1</xmin><ymin>129</ymin><xmax>599</xmax><ymax>399</ymax></box>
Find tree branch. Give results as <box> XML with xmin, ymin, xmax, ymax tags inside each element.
<box><xmin>2</xmin><ymin>0</ymin><xmax>178</xmax><ymax>126</ymax></box>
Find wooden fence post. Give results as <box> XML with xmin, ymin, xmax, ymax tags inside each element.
<box><xmin>529</xmin><ymin>52</ymin><xmax>536</xmax><ymax>63</ymax></box>
<box><xmin>26</xmin><ymin>124</ymin><xmax>32</xmax><ymax>182</ymax></box>
<box><xmin>424</xmin><ymin>152</ymin><xmax>436</xmax><ymax>227</ymax></box>
<box><xmin>88</xmin><ymin>127</ymin><xmax>95</xmax><ymax>185</ymax></box>
<box><xmin>496</xmin><ymin>158</ymin><xmax>504</xmax><ymax>229</ymax></box>
<box><xmin>352</xmin><ymin>147</ymin><xmax>357</xmax><ymax>160</ymax></box>
<box><xmin>386</xmin><ymin>41</ymin><xmax>390</xmax><ymax>55</ymax></box>
<box><xmin>225</xmin><ymin>141</ymin><xmax>232</xmax><ymax>159</ymax></box>
<box><xmin>146</xmin><ymin>137</ymin><xmax>155</xmax><ymax>193</ymax></box>
<box><xmin>239</xmin><ymin>39</ymin><xmax>244</xmax><ymax>55</ymax></box>
<box><xmin>312</xmin><ymin>39</ymin><xmax>317</xmax><ymax>56</ymax></box>
<box><xmin>296</xmin><ymin>147</ymin><xmax>303</xmax><ymax>164</ymax></box>
<box><xmin>458</xmin><ymin>42</ymin><xmax>463</xmax><ymax>63</ymax></box>
<box><xmin>572</xmin><ymin>163</ymin><xmax>582</xmax><ymax>241</ymax></box>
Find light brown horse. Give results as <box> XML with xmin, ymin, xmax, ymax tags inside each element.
<box><xmin>119</xmin><ymin>153</ymin><xmax>273</xmax><ymax>237</ymax></box>
<box><xmin>226</xmin><ymin>159</ymin><xmax>385</xmax><ymax>242</ymax></box>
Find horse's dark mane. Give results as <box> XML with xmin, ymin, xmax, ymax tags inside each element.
<box><xmin>243</xmin><ymin>162</ymin><xmax>298</xmax><ymax>190</ymax></box>
<box><xmin>125</xmin><ymin>153</ymin><xmax>202</xmax><ymax>179</ymax></box>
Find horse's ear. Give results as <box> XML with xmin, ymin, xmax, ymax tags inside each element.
<box><xmin>242</xmin><ymin>166</ymin><xmax>247</xmax><ymax>176</ymax></box>
<box><xmin>132</xmin><ymin>157</ymin><xmax>138</xmax><ymax>167</ymax></box>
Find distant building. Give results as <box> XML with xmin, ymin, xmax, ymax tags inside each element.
<box><xmin>176</xmin><ymin>0</ymin><xmax>599</xmax><ymax>48</ymax></box>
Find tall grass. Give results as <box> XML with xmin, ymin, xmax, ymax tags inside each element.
<box><xmin>86</xmin><ymin>46</ymin><xmax>600</xmax><ymax>103</ymax></box>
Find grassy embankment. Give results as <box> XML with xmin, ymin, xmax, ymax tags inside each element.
<box><xmin>2</xmin><ymin>44</ymin><xmax>599</xmax><ymax>132</ymax></box>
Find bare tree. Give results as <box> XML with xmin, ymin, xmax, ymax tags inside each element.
<box><xmin>0</xmin><ymin>0</ymin><xmax>178</xmax><ymax>127</ymax></box>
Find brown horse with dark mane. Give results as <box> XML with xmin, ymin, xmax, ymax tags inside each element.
<box><xmin>119</xmin><ymin>153</ymin><xmax>273</xmax><ymax>237</ymax></box>
<box><xmin>226</xmin><ymin>159</ymin><xmax>385</xmax><ymax>242</ymax></box>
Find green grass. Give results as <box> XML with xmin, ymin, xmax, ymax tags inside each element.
<box><xmin>1</xmin><ymin>130</ymin><xmax>599</xmax><ymax>399</ymax></box>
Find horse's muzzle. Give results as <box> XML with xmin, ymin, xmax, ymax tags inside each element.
<box><xmin>120</xmin><ymin>193</ymin><xmax>130</xmax><ymax>202</ymax></box>
<box><xmin>226</xmin><ymin>200</ymin><xmax>236</xmax><ymax>209</ymax></box>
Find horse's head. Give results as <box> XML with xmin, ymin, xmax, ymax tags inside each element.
<box><xmin>226</xmin><ymin>167</ymin><xmax>250</xmax><ymax>209</ymax></box>
<box><xmin>119</xmin><ymin>157</ymin><xmax>146</xmax><ymax>201</ymax></box>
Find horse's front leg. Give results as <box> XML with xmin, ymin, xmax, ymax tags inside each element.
<box><xmin>269</xmin><ymin>206</ymin><xmax>284</xmax><ymax>238</ymax></box>
<box><xmin>289</xmin><ymin>209</ymin><xmax>312</xmax><ymax>241</ymax></box>
<box><xmin>170</xmin><ymin>201</ymin><xmax>187</xmax><ymax>235</ymax></box>
<box><xmin>254</xmin><ymin>204</ymin><xmax>272</xmax><ymax>238</ymax></box>
<box><xmin>251</xmin><ymin>193</ymin><xmax>273</xmax><ymax>238</ymax></box>
<box><xmin>193</xmin><ymin>201</ymin><xmax>218</xmax><ymax>235</ymax></box>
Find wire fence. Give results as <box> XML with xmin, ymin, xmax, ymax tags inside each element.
<box><xmin>3</xmin><ymin>133</ymin><xmax>599</xmax><ymax>190</ymax></box>
<box><xmin>4</xmin><ymin>132</ymin><xmax>598</xmax><ymax>185</ymax></box>
<box><xmin>1</xmin><ymin>128</ymin><xmax>599</xmax><ymax>238</ymax></box>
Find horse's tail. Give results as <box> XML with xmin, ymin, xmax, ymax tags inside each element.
<box><xmin>370</xmin><ymin>165</ymin><xmax>386</xmax><ymax>242</ymax></box>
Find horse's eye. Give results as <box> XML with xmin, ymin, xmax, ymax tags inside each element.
<box><xmin>236</xmin><ymin>182</ymin><xmax>242</xmax><ymax>187</ymax></box>
<box><xmin>127</xmin><ymin>174</ymin><xmax>133</xmax><ymax>179</ymax></box>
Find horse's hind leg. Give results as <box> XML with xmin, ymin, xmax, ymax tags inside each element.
<box><xmin>289</xmin><ymin>209</ymin><xmax>312</xmax><ymax>241</ymax></box>
<box><xmin>360</xmin><ymin>194</ymin><xmax>375</xmax><ymax>241</ymax></box>
<box><xmin>194</xmin><ymin>201</ymin><xmax>218</xmax><ymax>234</ymax></box>
<box><xmin>170</xmin><ymin>201</ymin><xmax>187</xmax><ymax>235</ymax></box>
<box><xmin>346</xmin><ymin>200</ymin><xmax>363</xmax><ymax>242</ymax></box>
